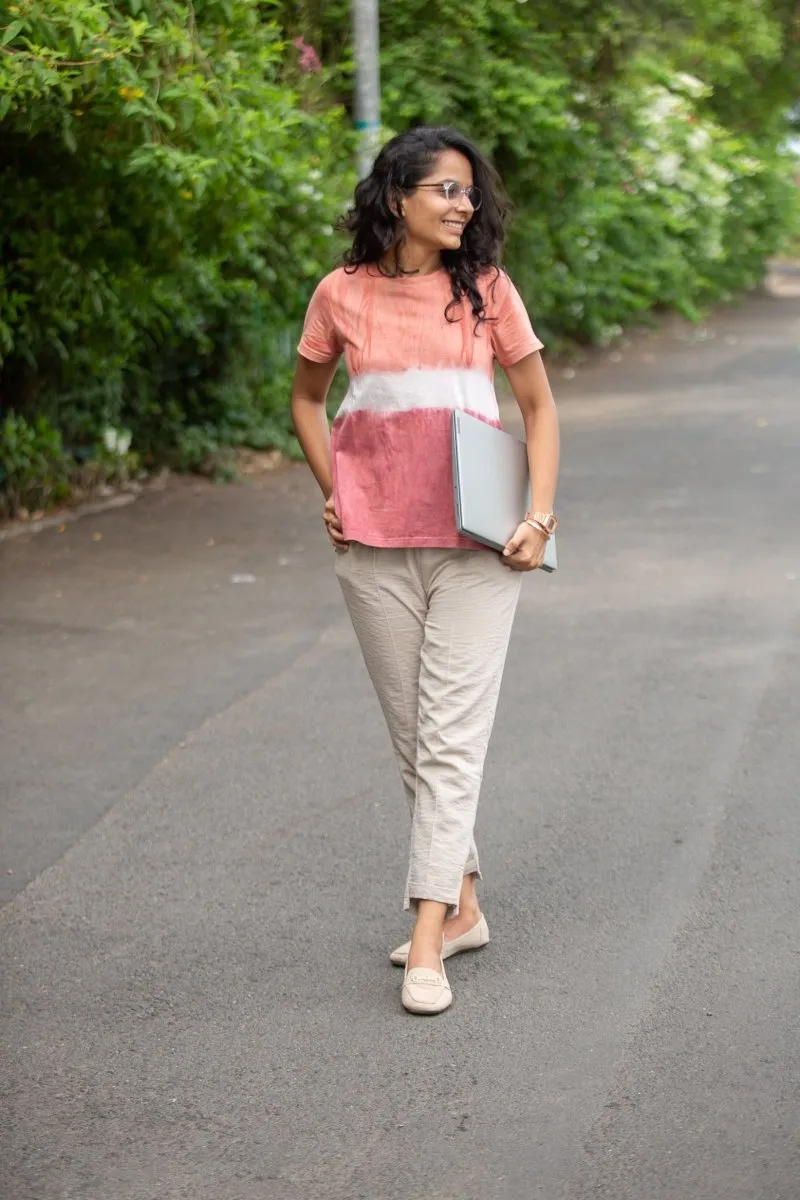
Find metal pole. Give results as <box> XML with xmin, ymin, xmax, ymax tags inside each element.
<box><xmin>352</xmin><ymin>0</ymin><xmax>380</xmax><ymax>179</ymax></box>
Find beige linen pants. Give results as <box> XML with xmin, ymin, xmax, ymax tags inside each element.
<box><xmin>335</xmin><ymin>544</ymin><xmax>521</xmax><ymax>915</ymax></box>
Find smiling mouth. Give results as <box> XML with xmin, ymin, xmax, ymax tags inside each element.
<box><xmin>443</xmin><ymin>220</ymin><xmax>465</xmax><ymax>232</ymax></box>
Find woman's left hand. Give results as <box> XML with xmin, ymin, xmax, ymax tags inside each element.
<box><xmin>501</xmin><ymin>522</ymin><xmax>548</xmax><ymax>571</ymax></box>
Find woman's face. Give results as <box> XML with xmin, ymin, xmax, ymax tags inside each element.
<box><xmin>397</xmin><ymin>149</ymin><xmax>477</xmax><ymax>253</ymax></box>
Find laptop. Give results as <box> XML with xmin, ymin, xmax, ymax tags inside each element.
<box><xmin>452</xmin><ymin>410</ymin><xmax>557</xmax><ymax>572</ymax></box>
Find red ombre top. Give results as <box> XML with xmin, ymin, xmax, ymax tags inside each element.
<box><xmin>298</xmin><ymin>265</ymin><xmax>543</xmax><ymax>548</ymax></box>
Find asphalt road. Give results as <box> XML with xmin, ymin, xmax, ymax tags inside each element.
<box><xmin>2</xmin><ymin>281</ymin><xmax>800</xmax><ymax>1200</ymax></box>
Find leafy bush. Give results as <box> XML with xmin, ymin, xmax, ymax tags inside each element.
<box><xmin>504</xmin><ymin>68</ymin><xmax>799</xmax><ymax>347</ymax></box>
<box><xmin>1</xmin><ymin>0</ymin><xmax>798</xmax><ymax>514</ymax></box>
<box><xmin>0</xmin><ymin>409</ymin><xmax>144</xmax><ymax>517</ymax></box>
<box><xmin>0</xmin><ymin>412</ymin><xmax>70</xmax><ymax>517</ymax></box>
<box><xmin>0</xmin><ymin>0</ymin><xmax>353</xmax><ymax>494</ymax></box>
<box><xmin>306</xmin><ymin>0</ymin><xmax>799</xmax><ymax>349</ymax></box>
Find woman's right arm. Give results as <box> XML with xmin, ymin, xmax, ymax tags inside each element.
<box><xmin>290</xmin><ymin>354</ymin><xmax>341</xmax><ymax>499</ymax></box>
<box><xmin>291</xmin><ymin>354</ymin><xmax>349</xmax><ymax>551</ymax></box>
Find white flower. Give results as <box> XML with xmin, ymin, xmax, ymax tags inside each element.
<box><xmin>673</xmin><ymin>72</ymin><xmax>707</xmax><ymax>99</ymax></box>
<box><xmin>688</xmin><ymin>128</ymin><xmax>711</xmax><ymax>153</ymax></box>
<box><xmin>102</xmin><ymin>426</ymin><xmax>132</xmax><ymax>456</ymax></box>
<box><xmin>705</xmin><ymin>191</ymin><xmax>730</xmax><ymax>210</ymax></box>
<box><xmin>656</xmin><ymin>151</ymin><xmax>682</xmax><ymax>185</ymax></box>
<box><xmin>297</xmin><ymin>182</ymin><xmax>316</xmax><ymax>197</ymax></box>
<box><xmin>308</xmin><ymin>169</ymin><xmax>323</xmax><ymax>181</ymax></box>
<box><xmin>705</xmin><ymin>162</ymin><xmax>732</xmax><ymax>186</ymax></box>
<box><xmin>644</xmin><ymin>89</ymin><xmax>681</xmax><ymax>125</ymax></box>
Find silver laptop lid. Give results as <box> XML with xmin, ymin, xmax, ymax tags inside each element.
<box><xmin>452</xmin><ymin>410</ymin><xmax>557</xmax><ymax>570</ymax></box>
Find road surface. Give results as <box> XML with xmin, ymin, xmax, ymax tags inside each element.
<box><xmin>2</xmin><ymin>279</ymin><xmax>799</xmax><ymax>1199</ymax></box>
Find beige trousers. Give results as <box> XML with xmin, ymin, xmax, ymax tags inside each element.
<box><xmin>335</xmin><ymin>545</ymin><xmax>521</xmax><ymax>915</ymax></box>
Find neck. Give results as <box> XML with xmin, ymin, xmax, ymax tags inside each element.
<box><xmin>383</xmin><ymin>240</ymin><xmax>442</xmax><ymax>278</ymax></box>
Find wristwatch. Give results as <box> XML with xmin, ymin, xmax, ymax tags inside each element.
<box><xmin>525</xmin><ymin>511</ymin><xmax>558</xmax><ymax>537</ymax></box>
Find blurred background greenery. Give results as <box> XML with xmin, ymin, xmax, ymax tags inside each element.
<box><xmin>1</xmin><ymin>0</ymin><xmax>798</xmax><ymax>515</ymax></box>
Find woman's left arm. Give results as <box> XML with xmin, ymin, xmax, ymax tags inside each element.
<box><xmin>501</xmin><ymin>351</ymin><xmax>561</xmax><ymax>571</ymax></box>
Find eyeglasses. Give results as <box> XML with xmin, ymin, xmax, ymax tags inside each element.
<box><xmin>413</xmin><ymin>180</ymin><xmax>483</xmax><ymax>210</ymax></box>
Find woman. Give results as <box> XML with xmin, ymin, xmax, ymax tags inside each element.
<box><xmin>291</xmin><ymin>126</ymin><xmax>559</xmax><ymax>1015</ymax></box>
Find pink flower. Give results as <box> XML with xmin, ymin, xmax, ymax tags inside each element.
<box><xmin>294</xmin><ymin>36</ymin><xmax>321</xmax><ymax>74</ymax></box>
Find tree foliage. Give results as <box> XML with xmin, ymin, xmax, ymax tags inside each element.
<box><xmin>1</xmin><ymin>0</ymin><xmax>798</xmax><ymax>514</ymax></box>
<box><xmin>0</xmin><ymin>0</ymin><xmax>351</xmax><ymax>503</ymax></box>
<box><xmin>297</xmin><ymin>0</ymin><xmax>799</xmax><ymax>341</ymax></box>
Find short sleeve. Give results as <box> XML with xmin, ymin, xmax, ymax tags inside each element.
<box><xmin>490</xmin><ymin>272</ymin><xmax>544</xmax><ymax>368</ymax></box>
<box><xmin>297</xmin><ymin>276</ymin><xmax>341</xmax><ymax>362</ymax></box>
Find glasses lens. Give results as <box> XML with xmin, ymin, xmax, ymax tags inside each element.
<box><xmin>435</xmin><ymin>182</ymin><xmax>482</xmax><ymax>208</ymax></box>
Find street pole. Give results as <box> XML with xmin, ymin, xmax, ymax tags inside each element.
<box><xmin>352</xmin><ymin>0</ymin><xmax>380</xmax><ymax>179</ymax></box>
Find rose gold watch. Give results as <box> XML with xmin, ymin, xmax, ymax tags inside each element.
<box><xmin>526</xmin><ymin>511</ymin><xmax>558</xmax><ymax>536</ymax></box>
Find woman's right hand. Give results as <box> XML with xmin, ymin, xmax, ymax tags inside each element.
<box><xmin>323</xmin><ymin>495</ymin><xmax>349</xmax><ymax>552</ymax></box>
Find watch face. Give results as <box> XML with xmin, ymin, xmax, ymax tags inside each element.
<box><xmin>534</xmin><ymin>513</ymin><xmax>557</xmax><ymax>533</ymax></box>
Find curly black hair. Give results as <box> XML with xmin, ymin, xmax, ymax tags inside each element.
<box><xmin>338</xmin><ymin>126</ymin><xmax>509</xmax><ymax>327</ymax></box>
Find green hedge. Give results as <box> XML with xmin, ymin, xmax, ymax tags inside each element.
<box><xmin>323</xmin><ymin>0</ymin><xmax>799</xmax><ymax>345</ymax></box>
<box><xmin>1</xmin><ymin>0</ymin><xmax>798</xmax><ymax>515</ymax></box>
<box><xmin>0</xmin><ymin>0</ymin><xmax>353</xmax><ymax>512</ymax></box>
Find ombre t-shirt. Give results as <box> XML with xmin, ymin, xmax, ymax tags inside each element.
<box><xmin>297</xmin><ymin>265</ymin><xmax>543</xmax><ymax>548</ymax></box>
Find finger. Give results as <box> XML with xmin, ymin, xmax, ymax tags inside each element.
<box><xmin>503</xmin><ymin>538</ymin><xmax>521</xmax><ymax>557</ymax></box>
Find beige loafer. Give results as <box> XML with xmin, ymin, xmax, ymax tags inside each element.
<box><xmin>390</xmin><ymin>913</ymin><xmax>490</xmax><ymax>967</ymax></box>
<box><xmin>401</xmin><ymin>956</ymin><xmax>453</xmax><ymax>1015</ymax></box>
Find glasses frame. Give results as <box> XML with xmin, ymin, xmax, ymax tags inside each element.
<box><xmin>412</xmin><ymin>180</ymin><xmax>483</xmax><ymax>210</ymax></box>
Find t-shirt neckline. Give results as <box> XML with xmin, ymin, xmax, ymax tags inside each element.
<box><xmin>366</xmin><ymin>265</ymin><xmax>449</xmax><ymax>285</ymax></box>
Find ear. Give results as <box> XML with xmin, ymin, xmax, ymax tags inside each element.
<box><xmin>388</xmin><ymin>189</ymin><xmax>404</xmax><ymax>220</ymax></box>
